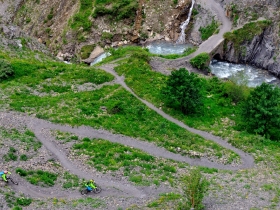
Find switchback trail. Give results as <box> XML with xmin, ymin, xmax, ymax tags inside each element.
<box><xmin>150</xmin><ymin>0</ymin><xmax>232</xmax><ymax>72</ymax></box>
<box><xmin>98</xmin><ymin>64</ymin><xmax>254</xmax><ymax>170</ymax></box>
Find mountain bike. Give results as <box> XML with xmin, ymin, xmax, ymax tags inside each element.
<box><xmin>6</xmin><ymin>176</ymin><xmax>18</xmax><ymax>185</ymax></box>
<box><xmin>81</xmin><ymin>183</ymin><xmax>102</xmax><ymax>195</ymax></box>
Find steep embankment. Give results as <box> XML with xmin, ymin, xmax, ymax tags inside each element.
<box><xmin>217</xmin><ymin>0</ymin><xmax>280</xmax><ymax>77</ymax></box>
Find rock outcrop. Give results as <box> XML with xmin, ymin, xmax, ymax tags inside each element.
<box><xmin>222</xmin><ymin>26</ymin><xmax>280</xmax><ymax>77</ymax></box>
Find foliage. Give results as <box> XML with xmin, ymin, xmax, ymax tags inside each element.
<box><xmin>80</xmin><ymin>44</ymin><xmax>96</xmax><ymax>59</ymax></box>
<box><xmin>3</xmin><ymin>147</ymin><xmax>18</xmax><ymax>161</ymax></box>
<box><xmin>71</xmin><ymin>0</ymin><xmax>93</xmax><ymax>31</ymax></box>
<box><xmin>101</xmin><ymin>32</ymin><xmax>113</xmax><ymax>41</ymax></box>
<box><xmin>62</xmin><ymin>172</ymin><xmax>80</xmax><ymax>189</ymax></box>
<box><xmin>20</xmin><ymin>154</ymin><xmax>28</xmax><ymax>161</ymax></box>
<box><xmin>162</xmin><ymin>68</ymin><xmax>205</xmax><ymax>115</ymax></box>
<box><xmin>179</xmin><ymin>169</ymin><xmax>209</xmax><ymax>210</ymax></box>
<box><xmin>4</xmin><ymin>191</ymin><xmax>32</xmax><ymax>209</ymax></box>
<box><xmin>73</xmin><ymin>138</ymin><xmax>178</xmax><ymax>186</ymax></box>
<box><xmin>223</xmin><ymin>20</ymin><xmax>272</xmax><ymax>52</ymax></box>
<box><xmin>16</xmin><ymin>168</ymin><xmax>58</xmax><ymax>186</ymax></box>
<box><xmin>190</xmin><ymin>52</ymin><xmax>210</xmax><ymax>70</ymax></box>
<box><xmin>222</xmin><ymin>70</ymin><xmax>250</xmax><ymax>103</ymax></box>
<box><xmin>158</xmin><ymin>47</ymin><xmax>197</xmax><ymax>59</ymax></box>
<box><xmin>93</xmin><ymin>0</ymin><xmax>138</xmax><ymax>21</ymax></box>
<box><xmin>241</xmin><ymin>83</ymin><xmax>280</xmax><ymax>140</ymax></box>
<box><xmin>0</xmin><ymin>59</ymin><xmax>14</xmax><ymax>81</ymax></box>
<box><xmin>199</xmin><ymin>19</ymin><xmax>219</xmax><ymax>40</ymax></box>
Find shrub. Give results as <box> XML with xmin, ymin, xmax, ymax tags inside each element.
<box><xmin>179</xmin><ymin>169</ymin><xmax>209</xmax><ymax>210</ymax></box>
<box><xmin>241</xmin><ymin>83</ymin><xmax>280</xmax><ymax>140</ymax></box>
<box><xmin>0</xmin><ymin>59</ymin><xmax>14</xmax><ymax>81</ymax></box>
<box><xmin>80</xmin><ymin>44</ymin><xmax>96</xmax><ymax>59</ymax></box>
<box><xmin>162</xmin><ymin>68</ymin><xmax>205</xmax><ymax>115</ymax></box>
<box><xmin>20</xmin><ymin>154</ymin><xmax>28</xmax><ymax>161</ymax></box>
<box><xmin>222</xmin><ymin>70</ymin><xmax>250</xmax><ymax>103</ymax></box>
<box><xmin>16</xmin><ymin>198</ymin><xmax>32</xmax><ymax>206</ymax></box>
<box><xmin>190</xmin><ymin>53</ymin><xmax>210</xmax><ymax>70</ymax></box>
<box><xmin>199</xmin><ymin>19</ymin><xmax>219</xmax><ymax>40</ymax></box>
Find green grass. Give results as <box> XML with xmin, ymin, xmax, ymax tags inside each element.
<box><xmin>73</xmin><ymin>138</ymin><xmax>180</xmax><ymax>186</ymax></box>
<box><xmin>157</xmin><ymin>47</ymin><xmax>197</xmax><ymax>59</ymax></box>
<box><xmin>16</xmin><ymin>168</ymin><xmax>58</xmax><ymax>187</ymax></box>
<box><xmin>147</xmin><ymin>193</ymin><xmax>182</xmax><ymax>209</ymax></box>
<box><xmin>3</xmin><ymin>191</ymin><xmax>32</xmax><ymax>209</ymax></box>
<box><xmin>62</xmin><ymin>172</ymin><xmax>80</xmax><ymax>189</ymax></box>
<box><xmin>114</xmin><ymin>53</ymin><xmax>280</xmax><ymax>166</ymax></box>
<box><xmin>80</xmin><ymin>44</ymin><xmax>96</xmax><ymax>59</ymax></box>
<box><xmin>8</xmin><ymin>84</ymin><xmax>233</xmax><ymax>160</ymax></box>
<box><xmin>71</xmin><ymin>0</ymin><xmax>93</xmax><ymax>31</ymax></box>
<box><xmin>0</xmin><ymin>127</ymin><xmax>42</xmax><ymax>152</ymax></box>
<box><xmin>199</xmin><ymin>19</ymin><xmax>219</xmax><ymax>40</ymax></box>
<box><xmin>93</xmin><ymin>0</ymin><xmax>138</xmax><ymax>21</ymax></box>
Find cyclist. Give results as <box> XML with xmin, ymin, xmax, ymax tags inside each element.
<box><xmin>0</xmin><ymin>171</ymin><xmax>11</xmax><ymax>182</ymax></box>
<box><xmin>85</xmin><ymin>179</ymin><xmax>97</xmax><ymax>192</ymax></box>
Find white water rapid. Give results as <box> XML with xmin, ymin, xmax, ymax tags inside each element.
<box><xmin>176</xmin><ymin>0</ymin><xmax>195</xmax><ymax>44</ymax></box>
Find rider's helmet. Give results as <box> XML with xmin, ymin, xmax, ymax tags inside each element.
<box><xmin>90</xmin><ymin>179</ymin><xmax>94</xmax><ymax>183</ymax></box>
<box><xmin>4</xmin><ymin>171</ymin><xmax>8</xmax><ymax>174</ymax></box>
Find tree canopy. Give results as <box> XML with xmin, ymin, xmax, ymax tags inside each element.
<box><xmin>241</xmin><ymin>83</ymin><xmax>280</xmax><ymax>140</ymax></box>
<box><xmin>162</xmin><ymin>68</ymin><xmax>204</xmax><ymax>115</ymax></box>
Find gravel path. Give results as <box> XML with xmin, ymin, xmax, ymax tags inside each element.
<box><xmin>149</xmin><ymin>0</ymin><xmax>232</xmax><ymax>72</ymax></box>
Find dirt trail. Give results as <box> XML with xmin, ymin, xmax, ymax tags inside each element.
<box><xmin>98</xmin><ymin>64</ymin><xmax>254</xmax><ymax>170</ymax></box>
<box><xmin>149</xmin><ymin>0</ymin><xmax>232</xmax><ymax>72</ymax></box>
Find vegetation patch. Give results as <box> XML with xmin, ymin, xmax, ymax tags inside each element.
<box><xmin>147</xmin><ymin>192</ymin><xmax>182</xmax><ymax>208</ymax></box>
<box><xmin>0</xmin><ymin>128</ymin><xmax>42</xmax><ymax>153</ymax></box>
<box><xmin>73</xmin><ymin>138</ymin><xmax>179</xmax><ymax>186</ymax></box>
<box><xmin>223</xmin><ymin>20</ymin><xmax>272</xmax><ymax>52</ymax></box>
<box><xmin>93</xmin><ymin>0</ymin><xmax>138</xmax><ymax>21</ymax></box>
<box><xmin>190</xmin><ymin>52</ymin><xmax>210</xmax><ymax>70</ymax></box>
<box><xmin>3</xmin><ymin>191</ymin><xmax>32</xmax><ymax>209</ymax></box>
<box><xmin>0</xmin><ymin>59</ymin><xmax>14</xmax><ymax>81</ymax></box>
<box><xmin>199</xmin><ymin>19</ymin><xmax>219</xmax><ymax>40</ymax></box>
<box><xmin>71</xmin><ymin>0</ymin><xmax>93</xmax><ymax>31</ymax></box>
<box><xmin>16</xmin><ymin>168</ymin><xmax>58</xmax><ymax>187</ymax></box>
<box><xmin>62</xmin><ymin>172</ymin><xmax>81</xmax><ymax>189</ymax></box>
<box><xmin>157</xmin><ymin>47</ymin><xmax>197</xmax><ymax>59</ymax></box>
<box><xmin>80</xmin><ymin>44</ymin><xmax>96</xmax><ymax>59</ymax></box>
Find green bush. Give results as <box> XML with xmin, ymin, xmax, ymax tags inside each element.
<box><xmin>16</xmin><ymin>168</ymin><xmax>58</xmax><ymax>186</ymax></box>
<box><xmin>179</xmin><ymin>169</ymin><xmax>209</xmax><ymax>210</ymax></box>
<box><xmin>80</xmin><ymin>44</ymin><xmax>96</xmax><ymax>59</ymax></box>
<box><xmin>199</xmin><ymin>19</ymin><xmax>219</xmax><ymax>40</ymax></box>
<box><xmin>0</xmin><ymin>59</ymin><xmax>14</xmax><ymax>81</ymax></box>
<box><xmin>241</xmin><ymin>83</ymin><xmax>280</xmax><ymax>140</ymax></box>
<box><xmin>93</xmin><ymin>0</ymin><xmax>138</xmax><ymax>21</ymax></box>
<box><xmin>16</xmin><ymin>198</ymin><xmax>32</xmax><ymax>206</ymax></box>
<box><xmin>71</xmin><ymin>0</ymin><xmax>93</xmax><ymax>31</ymax></box>
<box><xmin>190</xmin><ymin>53</ymin><xmax>210</xmax><ymax>70</ymax></box>
<box><xmin>162</xmin><ymin>68</ymin><xmax>205</xmax><ymax>115</ymax></box>
<box><xmin>20</xmin><ymin>154</ymin><xmax>28</xmax><ymax>161</ymax></box>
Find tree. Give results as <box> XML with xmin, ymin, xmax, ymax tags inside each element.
<box><xmin>241</xmin><ymin>83</ymin><xmax>280</xmax><ymax>140</ymax></box>
<box><xmin>162</xmin><ymin>68</ymin><xmax>205</xmax><ymax>115</ymax></box>
<box><xmin>179</xmin><ymin>169</ymin><xmax>209</xmax><ymax>210</ymax></box>
<box><xmin>0</xmin><ymin>59</ymin><xmax>14</xmax><ymax>81</ymax></box>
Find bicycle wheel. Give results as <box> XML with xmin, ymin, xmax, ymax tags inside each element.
<box><xmin>93</xmin><ymin>185</ymin><xmax>102</xmax><ymax>194</ymax></box>
<box><xmin>8</xmin><ymin>178</ymin><xmax>18</xmax><ymax>185</ymax></box>
<box><xmin>81</xmin><ymin>189</ymin><xmax>89</xmax><ymax>195</ymax></box>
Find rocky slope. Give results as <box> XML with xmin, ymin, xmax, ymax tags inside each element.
<box><xmin>1</xmin><ymin>0</ymin><xmax>280</xmax><ymax>76</ymax></box>
<box><xmin>216</xmin><ymin>0</ymin><xmax>280</xmax><ymax>77</ymax></box>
